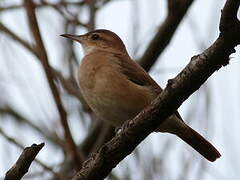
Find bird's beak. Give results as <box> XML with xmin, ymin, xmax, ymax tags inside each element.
<box><xmin>60</xmin><ymin>34</ymin><xmax>85</xmax><ymax>43</ymax></box>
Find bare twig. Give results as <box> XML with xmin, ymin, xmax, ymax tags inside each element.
<box><xmin>24</xmin><ymin>0</ymin><xmax>84</xmax><ymax>169</ymax></box>
<box><xmin>0</xmin><ymin>107</ymin><xmax>63</xmax><ymax>147</ymax></box>
<box><xmin>139</xmin><ymin>0</ymin><xmax>194</xmax><ymax>71</ymax></box>
<box><xmin>5</xmin><ymin>143</ymin><xmax>44</xmax><ymax>180</ymax></box>
<box><xmin>0</xmin><ymin>128</ymin><xmax>58</xmax><ymax>177</ymax></box>
<box><xmin>71</xmin><ymin>0</ymin><xmax>240</xmax><ymax>179</ymax></box>
<box><xmin>40</xmin><ymin>0</ymin><xmax>88</xmax><ymax>28</ymax></box>
<box><xmin>87</xmin><ymin>0</ymin><xmax>96</xmax><ymax>31</ymax></box>
<box><xmin>0</xmin><ymin>22</ymin><xmax>37</xmax><ymax>57</ymax></box>
<box><xmin>0</xmin><ymin>1</ymin><xmax>85</xmax><ymax>12</ymax></box>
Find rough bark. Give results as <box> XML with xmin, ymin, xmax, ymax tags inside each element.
<box><xmin>5</xmin><ymin>143</ymin><xmax>44</xmax><ymax>180</ymax></box>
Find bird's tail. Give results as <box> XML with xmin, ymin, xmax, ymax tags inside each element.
<box><xmin>177</xmin><ymin>126</ymin><xmax>221</xmax><ymax>162</ymax></box>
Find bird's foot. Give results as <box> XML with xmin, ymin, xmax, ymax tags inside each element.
<box><xmin>115</xmin><ymin>127</ymin><xmax>122</xmax><ymax>134</ymax></box>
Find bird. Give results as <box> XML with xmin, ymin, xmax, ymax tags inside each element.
<box><xmin>61</xmin><ymin>29</ymin><xmax>221</xmax><ymax>162</ymax></box>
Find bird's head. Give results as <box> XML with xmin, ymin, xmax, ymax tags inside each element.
<box><xmin>61</xmin><ymin>29</ymin><xmax>127</xmax><ymax>55</ymax></box>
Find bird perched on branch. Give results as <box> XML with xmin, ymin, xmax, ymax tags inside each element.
<box><xmin>61</xmin><ymin>29</ymin><xmax>221</xmax><ymax>162</ymax></box>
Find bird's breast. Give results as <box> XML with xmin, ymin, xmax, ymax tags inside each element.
<box><xmin>78</xmin><ymin>54</ymin><xmax>156</xmax><ymax>127</ymax></box>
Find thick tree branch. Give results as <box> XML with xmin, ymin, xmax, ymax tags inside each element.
<box><xmin>139</xmin><ymin>0</ymin><xmax>194</xmax><ymax>71</ymax></box>
<box><xmin>72</xmin><ymin>0</ymin><xmax>240</xmax><ymax>179</ymax></box>
<box><xmin>24</xmin><ymin>0</ymin><xmax>84</xmax><ymax>169</ymax></box>
<box><xmin>4</xmin><ymin>143</ymin><xmax>44</xmax><ymax>180</ymax></box>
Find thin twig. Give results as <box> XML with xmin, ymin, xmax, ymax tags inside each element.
<box><xmin>0</xmin><ymin>22</ymin><xmax>37</xmax><ymax>57</ymax></box>
<box><xmin>5</xmin><ymin>143</ymin><xmax>45</xmax><ymax>180</ymax></box>
<box><xmin>0</xmin><ymin>106</ymin><xmax>63</xmax><ymax>147</ymax></box>
<box><xmin>0</xmin><ymin>128</ymin><xmax>58</xmax><ymax>177</ymax></box>
<box><xmin>40</xmin><ymin>0</ymin><xmax>88</xmax><ymax>28</ymax></box>
<box><xmin>87</xmin><ymin>0</ymin><xmax>96</xmax><ymax>31</ymax></box>
<box><xmin>0</xmin><ymin>1</ymin><xmax>85</xmax><ymax>12</ymax></box>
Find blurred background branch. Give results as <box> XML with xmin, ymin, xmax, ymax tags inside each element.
<box><xmin>139</xmin><ymin>0</ymin><xmax>194</xmax><ymax>71</ymax></box>
<box><xmin>24</xmin><ymin>0</ymin><xmax>84</xmax><ymax>169</ymax></box>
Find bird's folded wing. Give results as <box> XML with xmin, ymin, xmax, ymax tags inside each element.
<box><xmin>113</xmin><ymin>53</ymin><xmax>183</xmax><ymax>121</ymax></box>
<box><xmin>113</xmin><ymin>54</ymin><xmax>162</xmax><ymax>94</ymax></box>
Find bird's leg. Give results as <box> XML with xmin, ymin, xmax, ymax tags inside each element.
<box><xmin>115</xmin><ymin>127</ymin><xmax>122</xmax><ymax>134</ymax></box>
<box><xmin>115</xmin><ymin>119</ymin><xmax>134</xmax><ymax>134</ymax></box>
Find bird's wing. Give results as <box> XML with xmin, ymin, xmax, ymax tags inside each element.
<box><xmin>113</xmin><ymin>53</ymin><xmax>183</xmax><ymax>121</ymax></box>
<box><xmin>113</xmin><ymin>53</ymin><xmax>162</xmax><ymax>94</ymax></box>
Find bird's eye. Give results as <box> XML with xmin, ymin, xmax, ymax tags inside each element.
<box><xmin>91</xmin><ymin>34</ymin><xmax>100</xmax><ymax>40</ymax></box>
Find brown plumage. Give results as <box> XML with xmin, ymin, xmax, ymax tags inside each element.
<box><xmin>61</xmin><ymin>29</ymin><xmax>221</xmax><ymax>162</ymax></box>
